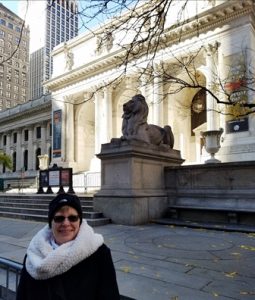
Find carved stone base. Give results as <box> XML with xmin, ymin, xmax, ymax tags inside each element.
<box><xmin>94</xmin><ymin>139</ymin><xmax>184</xmax><ymax>225</ymax></box>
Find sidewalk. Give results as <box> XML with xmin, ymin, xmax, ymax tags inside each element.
<box><xmin>0</xmin><ymin>217</ymin><xmax>254</xmax><ymax>300</ymax></box>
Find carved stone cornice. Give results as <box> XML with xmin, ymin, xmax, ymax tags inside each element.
<box><xmin>44</xmin><ymin>0</ymin><xmax>254</xmax><ymax>92</ymax></box>
<box><xmin>0</xmin><ymin>96</ymin><xmax>51</xmax><ymax>129</ymax></box>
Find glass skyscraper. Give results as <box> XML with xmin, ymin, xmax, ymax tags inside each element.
<box><xmin>18</xmin><ymin>0</ymin><xmax>78</xmax><ymax>100</ymax></box>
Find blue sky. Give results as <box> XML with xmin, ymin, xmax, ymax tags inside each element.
<box><xmin>0</xmin><ymin>1</ymin><xmax>18</xmax><ymax>14</ymax></box>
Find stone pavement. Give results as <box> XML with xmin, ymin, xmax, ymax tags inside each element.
<box><xmin>0</xmin><ymin>217</ymin><xmax>255</xmax><ymax>300</ymax></box>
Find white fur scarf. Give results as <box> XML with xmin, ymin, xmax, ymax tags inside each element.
<box><xmin>25</xmin><ymin>220</ymin><xmax>104</xmax><ymax>280</ymax></box>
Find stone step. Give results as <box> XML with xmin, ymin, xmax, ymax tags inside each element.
<box><xmin>0</xmin><ymin>202</ymin><xmax>94</xmax><ymax>211</ymax></box>
<box><xmin>0</xmin><ymin>212</ymin><xmax>110</xmax><ymax>227</ymax></box>
<box><xmin>0</xmin><ymin>194</ymin><xmax>110</xmax><ymax>226</ymax></box>
<box><xmin>153</xmin><ymin>218</ymin><xmax>255</xmax><ymax>233</ymax></box>
<box><xmin>0</xmin><ymin>206</ymin><xmax>99</xmax><ymax>218</ymax></box>
<box><xmin>169</xmin><ymin>204</ymin><xmax>255</xmax><ymax>213</ymax></box>
<box><xmin>0</xmin><ymin>199</ymin><xmax>94</xmax><ymax>207</ymax></box>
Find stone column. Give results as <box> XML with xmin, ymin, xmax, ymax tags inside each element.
<box><xmin>89</xmin><ymin>90</ymin><xmax>103</xmax><ymax>172</ymax></box>
<box><xmin>205</xmin><ymin>42</ymin><xmax>220</xmax><ymax>130</ymax></box>
<box><xmin>101</xmin><ymin>87</ymin><xmax>113</xmax><ymax>144</ymax></box>
<box><xmin>6</xmin><ymin>133</ymin><xmax>12</xmax><ymax>172</ymax></box>
<box><xmin>28</xmin><ymin>127</ymin><xmax>34</xmax><ymax>170</ymax></box>
<box><xmin>6</xmin><ymin>132</ymin><xmax>11</xmax><ymax>154</ymax></box>
<box><xmin>94</xmin><ymin>91</ymin><xmax>101</xmax><ymax>154</ymax></box>
<box><xmin>153</xmin><ymin>63</ymin><xmax>164</xmax><ymax>126</ymax></box>
<box><xmin>40</xmin><ymin>122</ymin><xmax>47</xmax><ymax>155</ymax></box>
<box><xmin>65</xmin><ymin>96</ymin><xmax>75</xmax><ymax>163</ymax></box>
<box><xmin>140</xmin><ymin>74</ymin><xmax>148</xmax><ymax>98</ymax></box>
<box><xmin>16</xmin><ymin>130</ymin><xmax>22</xmax><ymax>171</ymax></box>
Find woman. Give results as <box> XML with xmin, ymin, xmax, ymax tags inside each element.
<box><xmin>16</xmin><ymin>193</ymin><xmax>120</xmax><ymax>300</ymax></box>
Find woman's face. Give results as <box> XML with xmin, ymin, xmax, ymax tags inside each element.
<box><xmin>51</xmin><ymin>206</ymin><xmax>80</xmax><ymax>245</ymax></box>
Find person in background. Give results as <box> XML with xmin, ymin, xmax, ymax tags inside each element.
<box><xmin>16</xmin><ymin>193</ymin><xmax>120</xmax><ymax>300</ymax></box>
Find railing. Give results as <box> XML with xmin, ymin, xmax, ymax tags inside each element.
<box><xmin>0</xmin><ymin>257</ymin><xmax>135</xmax><ymax>300</ymax></box>
<box><xmin>84</xmin><ymin>172</ymin><xmax>101</xmax><ymax>190</ymax></box>
<box><xmin>0</xmin><ymin>258</ymin><xmax>22</xmax><ymax>300</ymax></box>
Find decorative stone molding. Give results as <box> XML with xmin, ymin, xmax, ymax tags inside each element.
<box><xmin>45</xmin><ymin>1</ymin><xmax>254</xmax><ymax>92</ymax></box>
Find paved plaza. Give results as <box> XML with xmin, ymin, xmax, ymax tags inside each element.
<box><xmin>0</xmin><ymin>217</ymin><xmax>254</xmax><ymax>300</ymax></box>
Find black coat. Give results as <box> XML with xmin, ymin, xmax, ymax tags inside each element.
<box><xmin>16</xmin><ymin>244</ymin><xmax>120</xmax><ymax>300</ymax></box>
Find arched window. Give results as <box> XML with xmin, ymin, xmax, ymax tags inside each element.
<box><xmin>24</xmin><ymin>150</ymin><xmax>28</xmax><ymax>171</ymax></box>
<box><xmin>12</xmin><ymin>152</ymin><xmax>16</xmax><ymax>172</ymax></box>
<box><xmin>191</xmin><ymin>89</ymin><xmax>207</xmax><ymax>135</ymax></box>
<box><xmin>35</xmin><ymin>148</ymin><xmax>41</xmax><ymax>170</ymax></box>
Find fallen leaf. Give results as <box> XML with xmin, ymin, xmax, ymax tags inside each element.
<box><xmin>240</xmin><ymin>291</ymin><xmax>255</xmax><ymax>295</ymax></box>
<box><xmin>231</xmin><ymin>252</ymin><xmax>242</xmax><ymax>256</ymax></box>
<box><xmin>240</xmin><ymin>245</ymin><xmax>255</xmax><ymax>251</ymax></box>
<box><xmin>121</xmin><ymin>266</ymin><xmax>131</xmax><ymax>273</ymax></box>
<box><xmin>225</xmin><ymin>271</ymin><xmax>238</xmax><ymax>278</ymax></box>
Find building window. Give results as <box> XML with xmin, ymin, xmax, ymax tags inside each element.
<box><xmin>12</xmin><ymin>152</ymin><xmax>16</xmax><ymax>172</ymax></box>
<box><xmin>13</xmin><ymin>132</ymin><xmax>17</xmax><ymax>144</ymax></box>
<box><xmin>24</xmin><ymin>129</ymin><xmax>28</xmax><ymax>141</ymax></box>
<box><xmin>0</xmin><ymin>19</ymin><xmax>6</xmax><ymax>26</ymax></box>
<box><xmin>0</xmin><ymin>30</ymin><xmax>4</xmax><ymax>37</ymax></box>
<box><xmin>24</xmin><ymin>150</ymin><xmax>28</xmax><ymax>171</ymax></box>
<box><xmin>191</xmin><ymin>89</ymin><xmax>207</xmax><ymax>136</ymax></box>
<box><xmin>35</xmin><ymin>148</ymin><xmax>41</xmax><ymax>170</ymax></box>
<box><xmin>8</xmin><ymin>23</ymin><xmax>13</xmax><ymax>30</ymax></box>
<box><xmin>3</xmin><ymin>135</ymin><xmax>6</xmax><ymax>146</ymax></box>
<box><xmin>36</xmin><ymin>127</ymin><xmax>41</xmax><ymax>139</ymax></box>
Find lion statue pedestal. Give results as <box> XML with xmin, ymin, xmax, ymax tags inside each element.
<box><xmin>94</xmin><ymin>94</ymin><xmax>184</xmax><ymax>225</ymax></box>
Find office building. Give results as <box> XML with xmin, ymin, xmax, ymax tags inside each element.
<box><xmin>0</xmin><ymin>3</ymin><xmax>29</xmax><ymax>110</ymax></box>
<box><xmin>18</xmin><ymin>0</ymin><xmax>79</xmax><ymax>100</ymax></box>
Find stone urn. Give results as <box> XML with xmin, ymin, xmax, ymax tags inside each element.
<box><xmin>201</xmin><ymin>128</ymin><xmax>224</xmax><ymax>163</ymax></box>
<box><xmin>38</xmin><ymin>154</ymin><xmax>49</xmax><ymax>170</ymax></box>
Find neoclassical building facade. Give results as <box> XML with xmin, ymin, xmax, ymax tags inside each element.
<box><xmin>1</xmin><ymin>0</ymin><xmax>255</xmax><ymax>187</ymax></box>
<box><xmin>44</xmin><ymin>0</ymin><xmax>255</xmax><ymax>174</ymax></box>
<box><xmin>0</xmin><ymin>96</ymin><xmax>51</xmax><ymax>187</ymax></box>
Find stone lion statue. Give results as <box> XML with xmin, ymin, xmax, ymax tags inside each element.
<box><xmin>121</xmin><ymin>94</ymin><xmax>174</xmax><ymax>148</ymax></box>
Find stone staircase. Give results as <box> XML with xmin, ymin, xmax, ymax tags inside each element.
<box><xmin>0</xmin><ymin>194</ymin><xmax>110</xmax><ymax>226</ymax></box>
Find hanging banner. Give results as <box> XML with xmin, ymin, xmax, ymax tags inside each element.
<box><xmin>53</xmin><ymin>110</ymin><xmax>62</xmax><ymax>158</ymax></box>
<box><xmin>224</xmin><ymin>53</ymin><xmax>247</xmax><ymax>103</ymax></box>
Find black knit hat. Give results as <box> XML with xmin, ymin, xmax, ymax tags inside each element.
<box><xmin>48</xmin><ymin>193</ymin><xmax>83</xmax><ymax>227</ymax></box>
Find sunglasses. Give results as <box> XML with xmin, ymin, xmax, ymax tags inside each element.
<box><xmin>53</xmin><ymin>215</ymin><xmax>79</xmax><ymax>223</ymax></box>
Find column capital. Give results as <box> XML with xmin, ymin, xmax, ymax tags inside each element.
<box><xmin>63</xmin><ymin>95</ymin><xmax>75</xmax><ymax>104</ymax></box>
